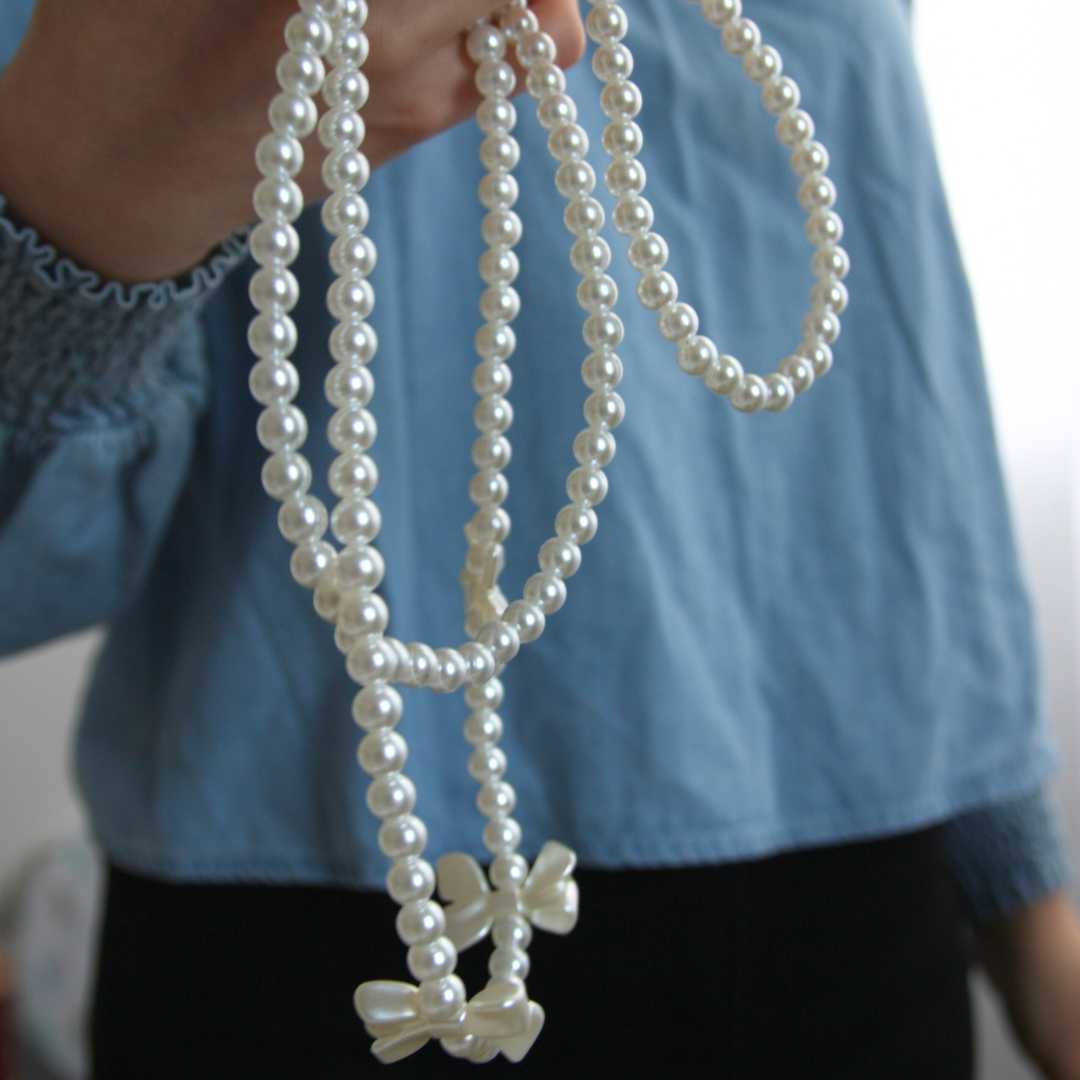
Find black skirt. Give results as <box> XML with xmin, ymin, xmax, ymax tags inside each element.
<box><xmin>92</xmin><ymin>826</ymin><xmax>972</xmax><ymax>1079</ymax></box>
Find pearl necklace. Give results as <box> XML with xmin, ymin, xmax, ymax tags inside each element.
<box><xmin>247</xmin><ymin>0</ymin><xmax>847</xmax><ymax>1064</ymax></box>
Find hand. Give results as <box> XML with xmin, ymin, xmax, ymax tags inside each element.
<box><xmin>0</xmin><ymin>0</ymin><xmax>584</xmax><ymax>283</ymax></box>
<box><xmin>975</xmin><ymin>891</ymin><xmax>1080</xmax><ymax>1080</ymax></box>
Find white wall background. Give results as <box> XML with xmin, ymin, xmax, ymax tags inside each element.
<box><xmin>0</xmin><ymin>1</ymin><xmax>1078</xmax><ymax>1076</ymax></box>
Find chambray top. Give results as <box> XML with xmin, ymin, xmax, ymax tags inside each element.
<box><xmin>0</xmin><ymin>0</ymin><xmax>1070</xmax><ymax>913</ymax></box>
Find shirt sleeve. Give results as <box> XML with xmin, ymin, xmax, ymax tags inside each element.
<box><xmin>0</xmin><ymin>194</ymin><xmax>250</xmax><ymax>654</ymax></box>
<box><xmin>942</xmin><ymin>786</ymin><xmax>1075</xmax><ymax>924</ymax></box>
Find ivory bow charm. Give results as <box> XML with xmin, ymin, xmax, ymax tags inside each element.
<box><xmin>436</xmin><ymin>840</ymin><xmax>579</xmax><ymax>951</ymax></box>
<box><xmin>354</xmin><ymin>977</ymin><xmax>544</xmax><ymax>1064</ymax></box>
<box><xmin>459</xmin><ymin>541</ymin><xmax>508</xmax><ymax>638</ymax></box>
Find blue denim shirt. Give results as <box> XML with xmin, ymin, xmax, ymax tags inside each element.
<box><xmin>0</xmin><ymin>0</ymin><xmax>1069</xmax><ymax>911</ymax></box>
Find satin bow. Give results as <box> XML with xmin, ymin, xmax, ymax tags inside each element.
<box><xmin>436</xmin><ymin>840</ymin><xmax>579</xmax><ymax>951</ymax></box>
<box><xmin>354</xmin><ymin>977</ymin><xmax>544</xmax><ymax>1064</ymax></box>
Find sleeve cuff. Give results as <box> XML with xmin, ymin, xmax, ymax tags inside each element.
<box><xmin>942</xmin><ymin>787</ymin><xmax>1075</xmax><ymax>924</ymax></box>
<box><xmin>0</xmin><ymin>192</ymin><xmax>250</xmax><ymax>451</ymax></box>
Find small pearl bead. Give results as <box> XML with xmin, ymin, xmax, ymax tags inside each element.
<box><xmin>763</xmin><ymin>373</ymin><xmax>795</xmax><ymax>413</ymax></box>
<box><xmin>805</xmin><ymin>210</ymin><xmax>844</xmax><ymax>247</ymax></box>
<box><xmin>480</xmin><ymin>134</ymin><xmax>521</xmax><ymax>173</ymax></box>
<box><xmin>548</xmin><ymin>123</ymin><xmax>590</xmax><ymax>163</ymax></box>
<box><xmin>524</xmin><ymin>571</ymin><xmax>568</xmax><ymax>614</ymax></box>
<box><xmin>329</xmin><ymin>320</ymin><xmax>378</xmax><ymax>365</ymax></box>
<box><xmin>592</xmin><ymin>42</ymin><xmax>634</xmax><ymax>82</ymax></box>
<box><xmin>492</xmin><ymin>914</ymin><xmax>532</xmax><ymax>949</ymax></box>
<box><xmin>477</xmin><ymin>780</ymin><xmax>517</xmax><ymax>818</ymax></box>
<box><xmin>278</xmin><ymin>494</ymin><xmax>328</xmax><ymax>544</ymax></box>
<box><xmin>476</xmin><ymin>59</ymin><xmax>516</xmax><ymax>99</ymax></box>
<box><xmin>473</xmin><ymin>395</ymin><xmax>514</xmax><ymax>435</ymax></box>
<box><xmin>328</xmin><ymin>406</ymin><xmax>376</xmax><ymax>452</ymax></box>
<box><xmin>459</xmin><ymin>642</ymin><xmax>497</xmax><ymax>686</ymax></box>
<box><xmin>346</xmin><ymin>635</ymin><xmax>398</xmax><ymax>684</ymax></box>
<box><xmin>526</xmin><ymin>61</ymin><xmax>566</xmax><ymax>99</ymax></box>
<box><xmin>325</xmin><ymin>363</ymin><xmax>374</xmax><ymax>409</ymax></box>
<box><xmin>313</xmin><ymin>575</ymin><xmax>341</xmax><ymax>621</ymax></box>
<box><xmin>475</xmin><ymin>324</ymin><xmax>516</xmax><ymax>363</ymax></box>
<box><xmin>327</xmin><ymin>276</ymin><xmax>375</xmax><ymax>321</ymax></box>
<box><xmin>490</xmin><ymin>855</ymin><xmax>529</xmax><ymax>891</ymax></box>
<box><xmin>472</xmin><ymin>359</ymin><xmax>513</xmax><ymax>397</ymax></box>
<box><xmin>322</xmin><ymin>66</ymin><xmax>368</xmax><ymax>110</ymax></box>
<box><xmin>810</xmin><ymin>277</ymin><xmax>848</xmax><ymax>314</ymax></box>
<box><xmin>250</xmin><ymin>222</ymin><xmax>300</xmax><ymax>267</ymax></box>
<box><xmin>249</xmin><ymin>267</ymin><xmax>299</xmax><ymax>313</ymax></box>
<box><xmin>601</xmin><ymin>120</ymin><xmax>644</xmax><ymax>161</ymax></box>
<box><xmin>254</xmin><ymin>176</ymin><xmax>304</xmax><ymax>222</ymax></box>
<box><xmin>262</xmin><ymin>450</ymin><xmax>311</xmax><ymax>500</ymax></box>
<box><xmin>581</xmin><ymin>350</ymin><xmax>623</xmax><ymax>390</ymax></box>
<box><xmin>477</xmin><ymin>621</ymin><xmax>521</xmax><ymax>664</ymax></box>
<box><xmin>400</xmin><ymin>642</ymin><xmax>438</xmax><ymax>690</ymax></box>
<box><xmin>539</xmin><ymin>537</ymin><xmax>583</xmax><ymax>578</ymax></box>
<box><xmin>583</xmin><ymin>389</ymin><xmax>625</xmax><ymax>429</ymax></box>
<box><xmin>387</xmin><ymin>857</ymin><xmax>436</xmax><ymax>904</ymax></box>
<box><xmin>731</xmin><ymin>374</ymin><xmax>769</xmax><ymax>413</ymax></box>
<box><xmin>464</xmin><ymin>709</ymin><xmax>504</xmax><ymax>747</ymax></box>
<box><xmin>570</xmin><ymin>236</ymin><xmax>612</xmax><ymax>275</ymax></box>
<box><xmin>798</xmin><ymin>175</ymin><xmax>837</xmax><ymax>212</ymax></box>
<box><xmin>488</xmin><ymin>947</ymin><xmax>530</xmax><ymax>981</ymax></box>
<box><xmin>256</xmin><ymin>133</ymin><xmax>304</xmax><ymax>179</ymax></box>
<box><xmin>290</xmin><ymin>539</ymin><xmax>334</xmax><ymax>588</ymax></box>
<box><xmin>577</xmin><ymin>274</ymin><xmax>619</xmax><ymax>313</ymax></box>
<box><xmin>500</xmin><ymin>5</ymin><xmax>539</xmax><ymax>41</ymax></box>
<box><xmin>429</xmin><ymin>648</ymin><xmax>467</xmax><ymax>694</ymax></box>
<box><xmin>516</xmin><ymin>30</ymin><xmax>557</xmax><ymax>67</ymax></box>
<box><xmin>329</xmin><ymin>450</ymin><xmax>378</xmax><ymax>498</ymax></box>
<box><xmin>703</xmin><ymin>354</ymin><xmax>744</xmax><ymax>396</ymax></box>
<box><xmin>778</xmin><ymin>354</ymin><xmax>816</xmax><ymax>394</ymax></box>
<box><xmin>285</xmin><ymin>12</ymin><xmax>332</xmax><ymax>56</ymax></box>
<box><xmin>468</xmin><ymin>745</ymin><xmax>508</xmax><ymax>782</ymax></box>
<box><xmin>555</xmin><ymin>504</ymin><xmax>599</xmax><ymax>545</ymax></box>
<box><xmin>792</xmin><ymin>140</ymin><xmax>830</xmax><ymax>177</ymax></box>
<box><xmin>701</xmin><ymin>0</ymin><xmax>741</xmax><ymax>26</ymax></box>
<box><xmin>396</xmin><ymin>900</ymin><xmax>447</xmax><ymax>947</ymax></box>
<box><xmin>466</xmin><ymin>23</ymin><xmax>506</xmax><ymax>63</ymax></box>
<box><xmin>407</xmin><ymin>936</ymin><xmax>457</xmax><ymax>981</ymax></box>
<box><xmin>600</xmin><ymin>80</ymin><xmax>642</xmax><ymax>120</ymax></box>
<box><xmin>811</xmin><ymin>245</ymin><xmax>850</xmax><ymax>280</ymax></box>
<box><xmin>472</xmin><ymin>433</ymin><xmax>512</xmax><ymax>471</ymax></box>
<box><xmin>358</xmin><ymin>729</ymin><xmax>409</xmax><ymax>775</ymax></box>
<box><xmin>338</xmin><ymin>589</ymin><xmax>389</xmax><ymax>636</ymax></box>
<box><xmin>586</xmin><ymin>4</ymin><xmax>628</xmax><ymax>43</ymax></box>
<box><xmin>276</xmin><ymin>51</ymin><xmax>325</xmax><ymax>96</ymax></box>
<box><xmin>564</xmin><ymin>198</ymin><xmax>605</xmax><ymax>237</ymax></box>
<box><xmin>721</xmin><ymin>17</ymin><xmax>761</xmax><ymax>57</ymax></box>
<box><xmin>352</xmin><ymin>683</ymin><xmax>403</xmax><ymax>730</ymax></box>
<box><xmin>248</xmin><ymin>312</ymin><xmax>297</xmax><ymax>357</ymax></box>
<box><xmin>801</xmin><ymin>308</ymin><xmax>841</xmax><ymax>345</ymax></box>
<box><xmin>482</xmin><ymin>816</ymin><xmax>523</xmax><ymax>856</ymax></box>
<box><xmin>479</xmin><ymin>285</ymin><xmax>521</xmax><ymax>325</ymax></box>
<box><xmin>676</xmin><ymin>335</ymin><xmax>719</xmax><ymax>377</ymax></box>
<box><xmin>566</xmin><ymin>465</ymin><xmax>609</xmax><ymax>507</ymax></box>
<box><xmin>762</xmin><ymin>76</ymin><xmax>800</xmax><ymax>115</ymax></box>
<box><xmin>658</xmin><ymin>301</ymin><xmax>700</xmax><ymax>342</ymax></box>
<box><xmin>479</xmin><ymin>172</ymin><xmax>520</xmax><ymax>211</ymax></box>
<box><xmin>479</xmin><ymin>249</ymin><xmax>520</xmax><ymax>287</ymax></box>
<box><xmin>743</xmin><ymin>44</ymin><xmax>781</xmax><ymax>84</ymax></box>
<box><xmin>536</xmin><ymin>93</ymin><xmax>577</xmax><ymax>132</ymax></box>
<box><xmin>573</xmin><ymin>427</ymin><xmax>616</xmax><ymax>468</ymax></box>
<box><xmin>612</xmin><ymin>196</ymin><xmax>654</xmax><ymax>236</ymax></box>
<box><xmin>326</xmin><ymin>26</ymin><xmax>369</xmax><ymax>68</ymax></box>
<box><xmin>256</xmin><ymin>403</ymin><xmax>307</xmax><ymax>452</ymax></box>
<box><xmin>321</xmin><ymin>147</ymin><xmax>370</xmax><ymax>192</ymax></box>
<box><xmin>366</xmin><ymin>773</ymin><xmax>417</xmax><ymax>819</ymax></box>
<box><xmin>555</xmin><ymin>160</ymin><xmax>596</xmax><ymax>200</ymax></box>
<box><xmin>637</xmin><ymin>270</ymin><xmax>677</xmax><ymax>311</ymax></box>
<box><xmin>481</xmin><ymin>209</ymin><xmax>523</xmax><ymax>249</ymax></box>
<box><xmin>469</xmin><ymin>470</ymin><xmax>509</xmax><ymax>507</ymax></box>
<box><xmin>417</xmin><ymin>976</ymin><xmax>466</xmax><ymax>1021</ymax></box>
<box><xmin>605</xmin><ymin>159</ymin><xmax>647</xmax><ymax>198</ymax></box>
<box><xmin>775</xmin><ymin>109</ymin><xmax>815</xmax><ymax>147</ymax></box>
<box><xmin>379</xmin><ymin>814</ymin><xmax>428</xmax><ymax>859</ymax></box>
<box><xmin>797</xmin><ymin>341</ymin><xmax>834</xmax><ymax>377</ymax></box>
<box><xmin>249</xmin><ymin>356</ymin><xmax>299</xmax><ymax>404</ymax></box>
<box><xmin>583</xmin><ymin>313</ymin><xmax>624</xmax><ymax>351</ymax></box>
<box><xmin>503</xmin><ymin>599</ymin><xmax>546</xmax><ymax>643</ymax></box>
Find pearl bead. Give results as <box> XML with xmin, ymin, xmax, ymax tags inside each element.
<box><xmin>489</xmin><ymin>855</ymin><xmax>529</xmax><ymax>891</ymax></box>
<box><xmin>586</xmin><ymin>3</ymin><xmax>628</xmax><ymax>43</ymax></box>
<box><xmin>480</xmin><ymin>134</ymin><xmax>521</xmax><ymax>174</ymax></box>
<box><xmin>601</xmin><ymin>120</ymin><xmax>643</xmax><ymax>161</ymax></box>
<box><xmin>478</xmin><ymin>174</ymin><xmax>519</xmax><ymax>214</ymax></box>
<box><xmin>676</xmin><ymin>335</ymin><xmax>719</xmax><ymax>377</ymax></box>
<box><xmin>476</xmin><ymin>98</ymin><xmax>517</xmax><ymax>137</ymax></box>
<box><xmin>573</xmin><ymin>427</ymin><xmax>615</xmax><ymax>467</ymax></box>
<box><xmin>469</xmin><ymin>470</ymin><xmax>510</xmax><ymax>507</ymax></box>
<box><xmin>329</xmin><ymin>450</ymin><xmax>378</xmax><ymax>498</ymax></box>
<box><xmin>658</xmin><ymin>301</ymin><xmax>700</xmax><ymax>342</ymax></box>
<box><xmin>592</xmin><ymin>43</ymin><xmax>634</xmax><ymax>83</ymax></box>
<box><xmin>366</xmin><ymin>773</ymin><xmax>417</xmax><ymax>819</ymax></box>
<box><xmin>387</xmin><ymin>858</ymin><xmax>436</xmax><ymax>904</ymax></box>
<box><xmin>583</xmin><ymin>389</ymin><xmax>625</xmax><ymax>429</ymax></box>
<box><xmin>313</xmin><ymin>575</ymin><xmax>341</xmax><ymax>621</ymax></box>
<box><xmin>731</xmin><ymin>373</ymin><xmax>769</xmax><ymax>413</ymax></box>
<box><xmin>472</xmin><ymin>360</ymin><xmax>513</xmax><ymax>397</ymax></box>
<box><xmin>249</xmin><ymin>267</ymin><xmax>299</xmax><ymax>313</ymax></box>
<box><xmin>581</xmin><ymin>350</ymin><xmax>623</xmax><ymax>390</ymax></box>
<box><xmin>516</xmin><ymin>30</ymin><xmax>557</xmax><ymax>67</ymax></box>
<box><xmin>329</xmin><ymin>319</ymin><xmax>378</xmax><ymax>364</ymax></box>
<box><xmin>481</xmin><ymin>209</ymin><xmax>523</xmax><ymax>249</ymax></box>
<box><xmin>743</xmin><ymin>44</ymin><xmax>781</xmax><ymax>83</ymax></box>
<box><xmin>605</xmin><ymin>159</ymin><xmax>647</xmax><ymax>198</ymax></box>
<box><xmin>801</xmin><ymin>308</ymin><xmax>840</xmax><ymax>345</ymax></box>
<box><xmin>555</xmin><ymin>504</ymin><xmax>599</xmax><ymax>545</ymax></box>
<box><xmin>778</xmin><ymin>354</ymin><xmax>816</xmax><ymax>394</ymax></box>
<box><xmin>600</xmin><ymin>80</ymin><xmax>642</xmax><ymax>120</ymax></box>
<box><xmin>464</xmin><ymin>709</ymin><xmax>504</xmax><ymax>747</ymax></box>
<box><xmin>612</xmin><ymin>196</ymin><xmax>654</xmax><ymax>236</ymax></box>
<box><xmin>429</xmin><ymin>648</ymin><xmax>467</xmax><ymax>693</ymax></box>
<box><xmin>326</xmin><ymin>26</ymin><xmax>369</xmax><ymax>68</ymax></box>
<box><xmin>477</xmin><ymin>621</ymin><xmax>521</xmax><ymax>664</ymax></box>
<box><xmin>792</xmin><ymin>140</ymin><xmax>830</xmax><ymax>177</ymax></box>
<box><xmin>278</xmin><ymin>493</ymin><xmax>328</xmax><ymax>544</ymax></box>
<box><xmin>525</xmin><ymin>61</ymin><xmax>566</xmax><ymax>99</ymax></box>
<box><xmin>465</xmin><ymin>676</ymin><xmax>504</xmax><ymax>711</ymax></box>
<box><xmin>536</xmin><ymin>93</ymin><xmax>577</xmax><ymax>132</ymax></box>
<box><xmin>477</xmin><ymin>780</ymin><xmax>517</xmax><ymax>818</ymax></box>
<box><xmin>564</xmin><ymin>198</ymin><xmax>605</xmax><ymax>237</ymax></box>
<box><xmin>466</xmin><ymin>23</ymin><xmax>506</xmax><ymax>64</ymax></box>
<box><xmin>811</xmin><ymin>245</ymin><xmax>850</xmax><ymax>280</ymax></box>
<box><xmin>503</xmin><ymin>599</ymin><xmax>546</xmax><ymax>643</ymax></box>
<box><xmin>636</xmin><ymin>270</ymin><xmax>677</xmax><ymax>311</ymax></box>
<box><xmin>805</xmin><ymin>209</ymin><xmax>844</xmax><ymax>246</ymax></box>
<box><xmin>500</xmin><ymin>5</ymin><xmax>539</xmax><ymax>41</ymax></box>
<box><xmin>482</xmin><ymin>816</ymin><xmax>522</xmax><ymax>856</ymax></box>
<box><xmin>721</xmin><ymin>18</ymin><xmax>761</xmax><ymax>56</ymax></box>
<box><xmin>322</xmin><ymin>66</ymin><xmax>368</xmax><ymax>110</ymax></box>
<box><xmin>318</xmin><ymin>107</ymin><xmax>365</xmax><ymax>151</ymax></box>
<box><xmin>798</xmin><ymin>174</ymin><xmax>837</xmax><ymax>212</ymax></box>
<box><xmin>347</xmin><ymin>636</ymin><xmax>399</xmax><ymax>684</ymax></box>
<box><xmin>327</xmin><ymin>277</ymin><xmax>375</xmax><ymax>321</ymax></box>
<box><xmin>570</xmin><ymin>236</ymin><xmax>612</xmax><ymax>275</ymax></box>
<box><xmin>488</xmin><ymin>947</ymin><xmax>530</xmax><ymax>982</ymax></box>
<box><xmin>472</xmin><ymin>433</ymin><xmax>512</xmax><ymax>471</ymax></box>
<box><xmin>358</xmin><ymin>729</ymin><xmax>409</xmax><ymax>775</ymax></box>
<box><xmin>566</xmin><ymin>465</ymin><xmax>609</xmax><ymax>506</ymax></box>
<box><xmin>268</xmin><ymin>92</ymin><xmax>318</xmax><ymax>140</ymax></box>
<box><xmin>468</xmin><ymin>506</ymin><xmax>510</xmax><ymax>544</ymax></box>
<box><xmin>408</xmin><ymin>937</ymin><xmax>457</xmax><ymax>982</ymax></box>
<box><xmin>322</xmin><ymin>147</ymin><xmax>370</xmax><ymax>192</ymax></box>
<box><xmin>332</xmin><ymin>494</ymin><xmax>384</xmax><ymax>544</ymax></box>
<box><xmin>476</xmin><ymin>60</ymin><xmax>516</xmax><ymax>100</ymax></box>
<box><xmin>328</xmin><ymin>406</ymin><xmax>376</xmax><ymax>452</ymax></box>
<box><xmin>763</xmin><ymin>372</ymin><xmax>795</xmax><ymax>412</ymax></box>
<box><xmin>400</xmin><ymin>642</ymin><xmax>438</xmax><ymax>690</ymax></box>
<box><xmin>548</xmin><ymin>123</ymin><xmax>589</xmax><ymax>163</ymax></box>
<box><xmin>555</xmin><ymin>160</ymin><xmax>596</xmax><ymax>200</ymax></box>
<box><xmin>254</xmin><ymin>176</ymin><xmax>304</xmax><ymax>222</ymax></box>
<box><xmin>583</xmin><ymin>312</ymin><xmax>624</xmax><ymax>350</ymax></box>
<box><xmin>352</xmin><ymin>683</ymin><xmax>403</xmax><ymax>731</ymax></box>
<box><xmin>291</xmin><ymin>540</ymin><xmax>335</xmax><ymax>588</ymax></box>
<box><xmin>459</xmin><ymin>642</ymin><xmax>497</xmax><ymax>686</ymax></box>
<box><xmin>396</xmin><ymin>901</ymin><xmax>447</xmax><ymax>947</ymax></box>
<box><xmin>325</xmin><ymin>363</ymin><xmax>374</xmax><ymax>409</ymax></box>
<box><xmin>475</xmin><ymin>324</ymin><xmax>516</xmax><ymax>363</ymax></box>
<box><xmin>247</xmin><ymin>312</ymin><xmax>297</xmax><ymax>358</ymax></box>
<box><xmin>262</xmin><ymin>450</ymin><xmax>311</xmax><ymax>499</ymax></box>
<box><xmin>473</xmin><ymin>395</ymin><xmax>514</xmax><ymax>435</ymax></box>
<box><xmin>256</xmin><ymin>403</ymin><xmax>307</xmax><ymax>452</ymax></box>
<box><xmin>762</xmin><ymin>76</ymin><xmax>800</xmax><ymax>115</ymax></box>
<box><xmin>703</xmin><ymin>354</ymin><xmax>744</xmax><ymax>395</ymax></box>
<box><xmin>249</xmin><ymin>356</ymin><xmax>299</xmax><ymax>404</ymax></box>
<box><xmin>338</xmin><ymin>589</ymin><xmax>389</xmax><ymax>636</ymax></box>
<box><xmin>417</xmin><ymin>976</ymin><xmax>466</xmax><ymax>1021</ymax></box>
<box><xmin>539</xmin><ymin>537</ymin><xmax>583</xmax><ymax>579</ymax></box>
<box><xmin>627</xmin><ymin>232</ymin><xmax>668</xmax><ymax>273</ymax></box>
<box><xmin>256</xmin><ymin>133</ymin><xmax>304</xmax><ymax>179</ymax></box>
<box><xmin>379</xmin><ymin>815</ymin><xmax>428</xmax><ymax>859</ymax></box>
<box><xmin>524</xmin><ymin>571</ymin><xmax>568</xmax><ymax>614</ymax></box>
<box><xmin>810</xmin><ymin>277</ymin><xmax>848</xmax><ymax>314</ymax></box>
<box><xmin>468</xmin><ymin>745</ymin><xmax>508</xmax><ymax>783</ymax></box>
<box><xmin>775</xmin><ymin>108</ymin><xmax>814</xmax><ymax>147</ymax></box>
<box><xmin>250</xmin><ymin>222</ymin><xmax>300</xmax><ymax>268</ymax></box>
<box><xmin>284</xmin><ymin>12</ymin><xmax>332</xmax><ymax>56</ymax></box>
<box><xmin>577</xmin><ymin>274</ymin><xmax>618</xmax><ymax>313</ymax></box>
<box><xmin>276</xmin><ymin>51</ymin><xmax>325</xmax><ymax>96</ymax></box>
<box><xmin>701</xmin><ymin>0</ymin><xmax>741</xmax><ymax>27</ymax></box>
<box><xmin>796</xmin><ymin>341</ymin><xmax>833</xmax><ymax>377</ymax></box>
<box><xmin>492</xmin><ymin>914</ymin><xmax>532</xmax><ymax>950</ymax></box>
<box><xmin>479</xmin><ymin>249</ymin><xmax>520</xmax><ymax>287</ymax></box>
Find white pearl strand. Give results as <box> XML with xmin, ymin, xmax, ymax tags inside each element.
<box><xmin>247</xmin><ymin>0</ymin><xmax>848</xmax><ymax>1064</ymax></box>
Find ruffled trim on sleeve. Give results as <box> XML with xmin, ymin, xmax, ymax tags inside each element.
<box><xmin>0</xmin><ymin>192</ymin><xmax>250</xmax><ymax>452</ymax></box>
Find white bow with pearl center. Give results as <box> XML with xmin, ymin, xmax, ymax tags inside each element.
<box><xmin>247</xmin><ymin>0</ymin><xmax>847</xmax><ymax>1063</ymax></box>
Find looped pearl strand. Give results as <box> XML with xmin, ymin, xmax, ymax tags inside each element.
<box><xmin>247</xmin><ymin>0</ymin><xmax>848</xmax><ymax>1063</ymax></box>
